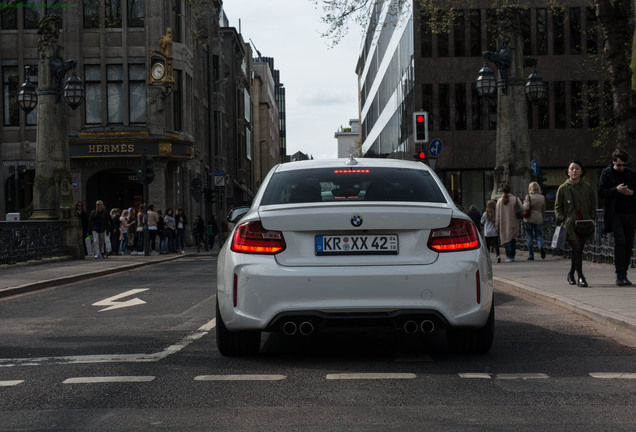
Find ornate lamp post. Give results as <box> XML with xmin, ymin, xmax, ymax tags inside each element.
<box><xmin>17</xmin><ymin>15</ymin><xmax>86</xmax><ymax>257</ymax></box>
<box><xmin>474</xmin><ymin>7</ymin><xmax>545</xmax><ymax>199</ymax></box>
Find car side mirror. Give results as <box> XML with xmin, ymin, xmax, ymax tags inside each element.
<box><xmin>227</xmin><ymin>206</ymin><xmax>250</xmax><ymax>224</ymax></box>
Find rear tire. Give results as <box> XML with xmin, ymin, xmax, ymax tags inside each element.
<box><xmin>446</xmin><ymin>301</ymin><xmax>495</xmax><ymax>354</ymax></box>
<box><xmin>215</xmin><ymin>301</ymin><xmax>261</xmax><ymax>356</ymax></box>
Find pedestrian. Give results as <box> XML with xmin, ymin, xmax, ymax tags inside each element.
<box><xmin>175</xmin><ymin>207</ymin><xmax>187</xmax><ymax>253</ymax></box>
<box><xmin>156</xmin><ymin>209</ymin><xmax>167</xmax><ymax>254</ymax></box>
<box><xmin>208</xmin><ymin>214</ymin><xmax>219</xmax><ymax>251</ymax></box>
<box><xmin>193</xmin><ymin>215</ymin><xmax>205</xmax><ymax>253</ymax></box>
<box><xmin>75</xmin><ymin>201</ymin><xmax>89</xmax><ymax>255</ymax></box>
<box><xmin>165</xmin><ymin>208</ymin><xmax>177</xmax><ymax>253</ymax></box>
<box><xmin>147</xmin><ymin>204</ymin><xmax>159</xmax><ymax>255</ymax></box>
<box><xmin>496</xmin><ymin>184</ymin><xmax>521</xmax><ymax>263</ymax></box>
<box><xmin>119</xmin><ymin>209</ymin><xmax>132</xmax><ymax>254</ymax></box>
<box><xmin>481</xmin><ymin>200</ymin><xmax>501</xmax><ymax>263</ymax></box>
<box><xmin>467</xmin><ymin>204</ymin><xmax>482</xmax><ymax>232</ymax></box>
<box><xmin>109</xmin><ymin>208</ymin><xmax>121</xmax><ymax>255</ymax></box>
<box><xmin>555</xmin><ymin>160</ymin><xmax>597</xmax><ymax>287</ymax></box>
<box><xmin>88</xmin><ymin>200</ymin><xmax>111</xmax><ymax>259</ymax></box>
<box><xmin>134</xmin><ymin>207</ymin><xmax>145</xmax><ymax>255</ymax></box>
<box><xmin>523</xmin><ymin>182</ymin><xmax>546</xmax><ymax>260</ymax></box>
<box><xmin>598</xmin><ymin>148</ymin><xmax>636</xmax><ymax>286</ymax></box>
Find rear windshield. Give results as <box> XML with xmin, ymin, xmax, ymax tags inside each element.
<box><xmin>260</xmin><ymin>167</ymin><xmax>447</xmax><ymax>205</ymax></box>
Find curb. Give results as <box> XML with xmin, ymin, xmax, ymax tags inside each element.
<box><xmin>495</xmin><ymin>276</ymin><xmax>636</xmax><ymax>339</ymax></box>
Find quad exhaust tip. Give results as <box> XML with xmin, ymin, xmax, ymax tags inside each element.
<box><xmin>282</xmin><ymin>321</ymin><xmax>315</xmax><ymax>336</ymax></box>
<box><xmin>404</xmin><ymin>320</ymin><xmax>435</xmax><ymax>334</ymax></box>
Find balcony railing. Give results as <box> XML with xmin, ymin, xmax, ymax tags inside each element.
<box><xmin>0</xmin><ymin>221</ymin><xmax>65</xmax><ymax>265</ymax></box>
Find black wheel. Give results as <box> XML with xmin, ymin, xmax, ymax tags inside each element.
<box><xmin>446</xmin><ymin>301</ymin><xmax>495</xmax><ymax>354</ymax></box>
<box><xmin>215</xmin><ymin>301</ymin><xmax>261</xmax><ymax>356</ymax></box>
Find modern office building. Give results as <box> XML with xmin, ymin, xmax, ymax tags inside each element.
<box><xmin>357</xmin><ymin>0</ymin><xmax>615</xmax><ymax>209</ymax></box>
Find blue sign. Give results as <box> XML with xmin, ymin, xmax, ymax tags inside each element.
<box><xmin>530</xmin><ymin>160</ymin><xmax>539</xmax><ymax>176</ymax></box>
<box><xmin>429</xmin><ymin>139</ymin><xmax>442</xmax><ymax>157</ymax></box>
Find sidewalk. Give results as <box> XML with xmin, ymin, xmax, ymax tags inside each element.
<box><xmin>493</xmin><ymin>249</ymin><xmax>636</xmax><ymax>339</ymax></box>
<box><xmin>1</xmin><ymin>247</ymin><xmax>635</xmax><ymax>340</ymax></box>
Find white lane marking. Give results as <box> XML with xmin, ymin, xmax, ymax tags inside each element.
<box><xmin>0</xmin><ymin>380</ymin><xmax>24</xmax><ymax>386</ymax></box>
<box><xmin>93</xmin><ymin>288</ymin><xmax>149</xmax><ymax>312</ymax></box>
<box><xmin>459</xmin><ymin>373</ymin><xmax>492</xmax><ymax>379</ymax></box>
<box><xmin>326</xmin><ymin>373</ymin><xmax>416</xmax><ymax>380</ymax></box>
<box><xmin>0</xmin><ymin>318</ymin><xmax>217</xmax><ymax>367</ymax></box>
<box><xmin>590</xmin><ymin>373</ymin><xmax>636</xmax><ymax>379</ymax></box>
<box><xmin>194</xmin><ymin>375</ymin><xmax>286</xmax><ymax>381</ymax></box>
<box><xmin>496</xmin><ymin>373</ymin><xmax>549</xmax><ymax>380</ymax></box>
<box><xmin>63</xmin><ymin>376</ymin><xmax>155</xmax><ymax>384</ymax></box>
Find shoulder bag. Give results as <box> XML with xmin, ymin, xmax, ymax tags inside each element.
<box><xmin>522</xmin><ymin>195</ymin><xmax>532</xmax><ymax>218</ymax></box>
<box><xmin>514</xmin><ymin>197</ymin><xmax>523</xmax><ymax>219</ymax></box>
<box><xmin>568</xmin><ymin>185</ymin><xmax>595</xmax><ymax>235</ymax></box>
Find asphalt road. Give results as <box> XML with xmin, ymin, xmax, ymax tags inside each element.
<box><xmin>1</xmin><ymin>255</ymin><xmax>635</xmax><ymax>431</ymax></box>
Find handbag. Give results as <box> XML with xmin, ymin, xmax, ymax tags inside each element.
<box><xmin>522</xmin><ymin>195</ymin><xmax>532</xmax><ymax>218</ymax></box>
<box><xmin>551</xmin><ymin>225</ymin><xmax>568</xmax><ymax>249</ymax></box>
<box><xmin>574</xmin><ymin>219</ymin><xmax>595</xmax><ymax>235</ymax></box>
<box><xmin>514</xmin><ymin>197</ymin><xmax>523</xmax><ymax>219</ymax></box>
<box><xmin>567</xmin><ymin>185</ymin><xmax>595</xmax><ymax>235</ymax></box>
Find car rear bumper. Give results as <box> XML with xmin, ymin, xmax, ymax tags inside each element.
<box><xmin>217</xmin><ymin>253</ymin><xmax>493</xmax><ymax>332</ymax></box>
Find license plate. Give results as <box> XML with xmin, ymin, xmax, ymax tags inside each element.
<box><xmin>315</xmin><ymin>234</ymin><xmax>398</xmax><ymax>255</ymax></box>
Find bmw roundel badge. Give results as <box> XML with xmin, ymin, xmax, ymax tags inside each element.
<box><xmin>351</xmin><ymin>215</ymin><xmax>363</xmax><ymax>227</ymax></box>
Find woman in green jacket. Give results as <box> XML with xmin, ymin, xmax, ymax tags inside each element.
<box><xmin>554</xmin><ymin>160</ymin><xmax>597</xmax><ymax>287</ymax></box>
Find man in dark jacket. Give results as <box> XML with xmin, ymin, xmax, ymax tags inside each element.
<box><xmin>598</xmin><ymin>148</ymin><xmax>636</xmax><ymax>285</ymax></box>
<box><xmin>88</xmin><ymin>200</ymin><xmax>112</xmax><ymax>259</ymax></box>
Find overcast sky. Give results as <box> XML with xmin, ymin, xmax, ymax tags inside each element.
<box><xmin>221</xmin><ymin>1</ymin><xmax>362</xmax><ymax>160</ymax></box>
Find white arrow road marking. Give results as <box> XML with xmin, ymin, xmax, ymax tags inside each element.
<box><xmin>92</xmin><ymin>288</ymin><xmax>149</xmax><ymax>312</ymax></box>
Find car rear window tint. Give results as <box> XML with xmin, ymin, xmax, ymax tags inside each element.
<box><xmin>260</xmin><ymin>167</ymin><xmax>446</xmax><ymax>204</ymax></box>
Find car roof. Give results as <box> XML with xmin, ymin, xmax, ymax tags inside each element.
<box><xmin>276</xmin><ymin>157</ymin><xmax>431</xmax><ymax>173</ymax></box>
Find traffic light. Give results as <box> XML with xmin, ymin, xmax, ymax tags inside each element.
<box><xmin>537</xmin><ymin>169</ymin><xmax>547</xmax><ymax>190</ymax></box>
<box><xmin>136</xmin><ymin>154</ymin><xmax>154</xmax><ymax>184</ymax></box>
<box><xmin>413</xmin><ymin>111</ymin><xmax>429</xmax><ymax>143</ymax></box>
<box><xmin>204</xmin><ymin>188</ymin><xmax>215</xmax><ymax>204</ymax></box>
<box><xmin>413</xmin><ymin>150</ymin><xmax>427</xmax><ymax>163</ymax></box>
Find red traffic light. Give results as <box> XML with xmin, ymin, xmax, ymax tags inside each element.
<box><xmin>416</xmin><ymin>115</ymin><xmax>425</xmax><ymax>124</ymax></box>
<box><xmin>418</xmin><ymin>151</ymin><xmax>426</xmax><ymax>159</ymax></box>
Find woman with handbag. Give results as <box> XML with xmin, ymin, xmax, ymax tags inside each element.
<box><xmin>496</xmin><ymin>184</ymin><xmax>521</xmax><ymax>262</ymax></box>
<box><xmin>555</xmin><ymin>160</ymin><xmax>597</xmax><ymax>287</ymax></box>
<box><xmin>523</xmin><ymin>182</ymin><xmax>546</xmax><ymax>260</ymax></box>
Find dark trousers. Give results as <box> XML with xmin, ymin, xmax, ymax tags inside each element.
<box><xmin>611</xmin><ymin>212</ymin><xmax>636</xmax><ymax>278</ymax></box>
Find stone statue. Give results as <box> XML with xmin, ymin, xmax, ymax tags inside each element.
<box><xmin>159</xmin><ymin>28</ymin><xmax>173</xmax><ymax>58</ymax></box>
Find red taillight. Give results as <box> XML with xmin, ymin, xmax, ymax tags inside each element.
<box><xmin>231</xmin><ymin>221</ymin><xmax>286</xmax><ymax>254</ymax></box>
<box><xmin>428</xmin><ymin>218</ymin><xmax>480</xmax><ymax>252</ymax></box>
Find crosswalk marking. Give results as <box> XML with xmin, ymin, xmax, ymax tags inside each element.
<box><xmin>63</xmin><ymin>376</ymin><xmax>155</xmax><ymax>384</ymax></box>
<box><xmin>4</xmin><ymin>372</ymin><xmax>636</xmax><ymax>387</ymax></box>
<box><xmin>194</xmin><ymin>374</ymin><xmax>286</xmax><ymax>381</ymax></box>
<box><xmin>589</xmin><ymin>372</ymin><xmax>636</xmax><ymax>379</ymax></box>
<box><xmin>326</xmin><ymin>373</ymin><xmax>416</xmax><ymax>380</ymax></box>
<box><xmin>0</xmin><ymin>380</ymin><xmax>24</xmax><ymax>387</ymax></box>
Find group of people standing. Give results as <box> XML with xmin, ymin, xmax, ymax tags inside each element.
<box><xmin>75</xmin><ymin>201</ymin><xmax>218</xmax><ymax>258</ymax></box>
<box><xmin>473</xmin><ymin>147</ymin><xmax>636</xmax><ymax>289</ymax></box>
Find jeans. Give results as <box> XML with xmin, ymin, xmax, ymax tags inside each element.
<box><xmin>159</xmin><ymin>235</ymin><xmax>168</xmax><ymax>253</ymax></box>
<box><xmin>120</xmin><ymin>232</ymin><xmax>129</xmax><ymax>254</ymax></box>
<box><xmin>611</xmin><ymin>212</ymin><xmax>636</xmax><ymax>279</ymax></box>
<box><xmin>524</xmin><ymin>222</ymin><xmax>544</xmax><ymax>258</ymax></box>
<box><xmin>504</xmin><ymin>239</ymin><xmax>516</xmax><ymax>260</ymax></box>
<box><xmin>176</xmin><ymin>227</ymin><xmax>185</xmax><ymax>251</ymax></box>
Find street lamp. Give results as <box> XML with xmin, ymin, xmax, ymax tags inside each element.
<box><xmin>475</xmin><ymin>41</ymin><xmax>545</xmax><ymax>102</ymax></box>
<box><xmin>473</xmin><ymin>7</ymin><xmax>545</xmax><ymax>199</ymax></box>
<box><xmin>17</xmin><ymin>58</ymin><xmax>85</xmax><ymax>114</ymax></box>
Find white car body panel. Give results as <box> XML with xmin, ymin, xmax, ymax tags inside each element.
<box><xmin>216</xmin><ymin>158</ymin><xmax>494</xmax><ymax>349</ymax></box>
